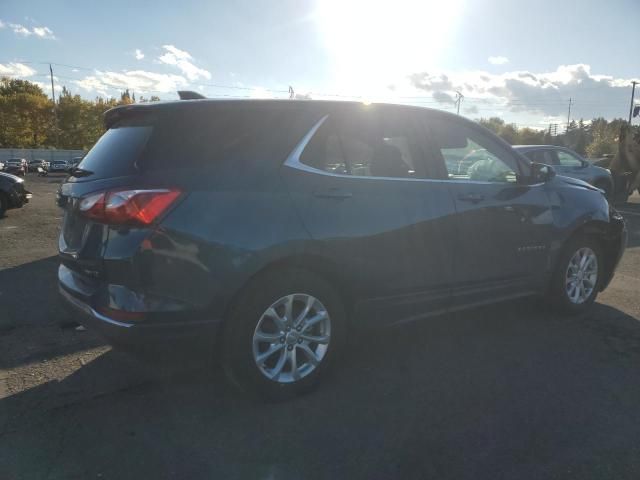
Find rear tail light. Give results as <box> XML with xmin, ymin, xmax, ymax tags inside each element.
<box><xmin>79</xmin><ymin>188</ymin><xmax>182</xmax><ymax>225</ymax></box>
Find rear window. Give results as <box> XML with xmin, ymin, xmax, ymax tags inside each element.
<box><xmin>79</xmin><ymin>105</ymin><xmax>318</xmax><ymax>178</ymax></box>
<box><xmin>78</xmin><ymin>121</ymin><xmax>152</xmax><ymax>178</ymax></box>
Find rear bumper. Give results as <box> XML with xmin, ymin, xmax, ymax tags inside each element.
<box><xmin>58</xmin><ymin>264</ymin><xmax>223</xmax><ymax>351</ymax></box>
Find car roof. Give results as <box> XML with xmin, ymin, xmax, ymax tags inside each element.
<box><xmin>104</xmin><ymin>98</ymin><xmax>467</xmax><ymax>128</ymax></box>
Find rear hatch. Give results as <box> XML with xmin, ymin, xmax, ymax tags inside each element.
<box><xmin>57</xmin><ymin>116</ymin><xmax>154</xmax><ymax>277</ymax></box>
<box><xmin>58</xmin><ymin>101</ymin><xmax>318</xmax><ymax>280</ymax></box>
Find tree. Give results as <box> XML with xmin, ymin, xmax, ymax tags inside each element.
<box><xmin>478</xmin><ymin>117</ymin><xmax>505</xmax><ymax>135</ymax></box>
<box><xmin>0</xmin><ymin>77</ymin><xmax>53</xmax><ymax>148</ymax></box>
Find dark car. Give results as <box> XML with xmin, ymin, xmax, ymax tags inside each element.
<box><xmin>50</xmin><ymin>160</ymin><xmax>70</xmax><ymax>172</ymax></box>
<box><xmin>57</xmin><ymin>100</ymin><xmax>627</xmax><ymax>398</ymax></box>
<box><xmin>0</xmin><ymin>171</ymin><xmax>32</xmax><ymax>216</ymax></box>
<box><xmin>4</xmin><ymin>158</ymin><xmax>27</xmax><ymax>176</ymax></box>
<box><xmin>513</xmin><ymin>145</ymin><xmax>614</xmax><ymax>197</ymax></box>
<box><xmin>28</xmin><ymin>159</ymin><xmax>50</xmax><ymax>172</ymax></box>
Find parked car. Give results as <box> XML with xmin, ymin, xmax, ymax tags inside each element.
<box><xmin>57</xmin><ymin>100</ymin><xmax>627</xmax><ymax>398</ymax></box>
<box><xmin>50</xmin><ymin>160</ymin><xmax>70</xmax><ymax>172</ymax></box>
<box><xmin>513</xmin><ymin>145</ymin><xmax>614</xmax><ymax>198</ymax></box>
<box><xmin>28</xmin><ymin>159</ymin><xmax>50</xmax><ymax>172</ymax></box>
<box><xmin>0</xmin><ymin>171</ymin><xmax>32</xmax><ymax>216</ymax></box>
<box><xmin>4</xmin><ymin>158</ymin><xmax>27</xmax><ymax>176</ymax></box>
<box><xmin>0</xmin><ymin>161</ymin><xmax>4</xmax><ymax>171</ymax></box>
<box><xmin>69</xmin><ymin>156</ymin><xmax>84</xmax><ymax>171</ymax></box>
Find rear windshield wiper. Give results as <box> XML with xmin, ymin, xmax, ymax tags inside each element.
<box><xmin>70</xmin><ymin>167</ymin><xmax>94</xmax><ymax>178</ymax></box>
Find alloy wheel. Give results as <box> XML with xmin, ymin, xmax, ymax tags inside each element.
<box><xmin>565</xmin><ymin>247</ymin><xmax>598</xmax><ymax>304</ymax></box>
<box><xmin>252</xmin><ymin>294</ymin><xmax>331</xmax><ymax>383</ymax></box>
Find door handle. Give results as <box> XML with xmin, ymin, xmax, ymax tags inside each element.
<box><xmin>457</xmin><ymin>193</ymin><xmax>485</xmax><ymax>203</ymax></box>
<box><xmin>313</xmin><ymin>188</ymin><xmax>353</xmax><ymax>199</ymax></box>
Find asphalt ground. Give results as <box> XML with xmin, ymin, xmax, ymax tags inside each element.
<box><xmin>1</xmin><ymin>173</ymin><xmax>640</xmax><ymax>480</ymax></box>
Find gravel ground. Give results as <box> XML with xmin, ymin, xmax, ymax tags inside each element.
<box><xmin>1</xmin><ymin>174</ymin><xmax>640</xmax><ymax>479</ymax></box>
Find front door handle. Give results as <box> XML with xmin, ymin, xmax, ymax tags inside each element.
<box><xmin>457</xmin><ymin>193</ymin><xmax>485</xmax><ymax>203</ymax></box>
<box><xmin>313</xmin><ymin>188</ymin><xmax>353</xmax><ymax>199</ymax></box>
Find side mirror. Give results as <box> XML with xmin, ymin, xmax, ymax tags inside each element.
<box><xmin>529</xmin><ymin>162</ymin><xmax>556</xmax><ymax>183</ymax></box>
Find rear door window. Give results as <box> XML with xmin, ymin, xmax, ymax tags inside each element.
<box><xmin>300</xmin><ymin>108</ymin><xmax>427</xmax><ymax>179</ymax></box>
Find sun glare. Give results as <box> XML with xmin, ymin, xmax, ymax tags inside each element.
<box><xmin>316</xmin><ymin>0</ymin><xmax>462</xmax><ymax>94</ymax></box>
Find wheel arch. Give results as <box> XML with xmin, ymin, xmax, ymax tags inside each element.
<box><xmin>221</xmin><ymin>252</ymin><xmax>357</xmax><ymax>327</ymax></box>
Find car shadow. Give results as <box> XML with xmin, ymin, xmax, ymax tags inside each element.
<box><xmin>0</xmin><ymin>256</ymin><xmax>104</xmax><ymax>369</ymax></box>
<box><xmin>1</xmin><ymin>298</ymin><xmax>640</xmax><ymax>479</ymax></box>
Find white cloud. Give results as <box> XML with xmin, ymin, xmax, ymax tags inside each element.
<box><xmin>75</xmin><ymin>69</ymin><xmax>187</xmax><ymax>97</ymax></box>
<box><xmin>408</xmin><ymin>64</ymin><xmax>636</xmax><ymax>120</ymax></box>
<box><xmin>7</xmin><ymin>22</ymin><xmax>55</xmax><ymax>39</ymax></box>
<box><xmin>33</xmin><ymin>26</ymin><xmax>54</xmax><ymax>38</ymax></box>
<box><xmin>10</xmin><ymin>23</ymin><xmax>31</xmax><ymax>36</ymax></box>
<box><xmin>134</xmin><ymin>49</ymin><xmax>145</xmax><ymax>60</ymax></box>
<box><xmin>0</xmin><ymin>19</ymin><xmax>5</xmax><ymax>28</ymax></box>
<box><xmin>158</xmin><ymin>45</ymin><xmax>211</xmax><ymax>81</ymax></box>
<box><xmin>488</xmin><ymin>56</ymin><xmax>509</xmax><ymax>65</ymax></box>
<box><xmin>0</xmin><ymin>62</ymin><xmax>36</xmax><ymax>77</ymax></box>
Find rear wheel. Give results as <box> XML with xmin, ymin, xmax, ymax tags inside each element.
<box><xmin>221</xmin><ymin>267</ymin><xmax>346</xmax><ymax>400</ymax></box>
<box><xmin>550</xmin><ymin>235</ymin><xmax>602</xmax><ymax>313</ymax></box>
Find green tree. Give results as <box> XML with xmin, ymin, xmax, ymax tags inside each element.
<box><xmin>0</xmin><ymin>77</ymin><xmax>53</xmax><ymax>148</ymax></box>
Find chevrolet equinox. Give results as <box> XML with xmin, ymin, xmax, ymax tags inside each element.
<box><xmin>58</xmin><ymin>99</ymin><xmax>627</xmax><ymax>398</ymax></box>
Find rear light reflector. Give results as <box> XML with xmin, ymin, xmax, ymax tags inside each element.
<box><xmin>79</xmin><ymin>188</ymin><xmax>181</xmax><ymax>226</ymax></box>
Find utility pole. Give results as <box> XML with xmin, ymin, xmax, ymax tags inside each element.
<box><xmin>49</xmin><ymin>64</ymin><xmax>58</xmax><ymax>148</ymax></box>
<box><xmin>565</xmin><ymin>97</ymin><xmax>572</xmax><ymax>133</ymax></box>
<box><xmin>455</xmin><ymin>91</ymin><xmax>464</xmax><ymax>115</ymax></box>
<box><xmin>628</xmin><ymin>81</ymin><xmax>637</xmax><ymax>123</ymax></box>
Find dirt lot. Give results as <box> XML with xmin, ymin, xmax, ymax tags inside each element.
<box><xmin>1</xmin><ymin>174</ymin><xmax>640</xmax><ymax>479</ymax></box>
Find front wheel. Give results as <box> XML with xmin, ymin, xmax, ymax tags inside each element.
<box><xmin>550</xmin><ymin>235</ymin><xmax>602</xmax><ymax>313</ymax></box>
<box><xmin>221</xmin><ymin>268</ymin><xmax>346</xmax><ymax>400</ymax></box>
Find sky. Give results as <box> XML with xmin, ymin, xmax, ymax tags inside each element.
<box><xmin>1</xmin><ymin>0</ymin><xmax>639</xmax><ymax>129</ymax></box>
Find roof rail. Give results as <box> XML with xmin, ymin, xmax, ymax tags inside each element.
<box><xmin>177</xmin><ymin>90</ymin><xmax>206</xmax><ymax>100</ymax></box>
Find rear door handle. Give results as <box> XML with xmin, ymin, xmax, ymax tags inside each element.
<box><xmin>457</xmin><ymin>193</ymin><xmax>485</xmax><ymax>203</ymax></box>
<box><xmin>313</xmin><ymin>188</ymin><xmax>353</xmax><ymax>199</ymax></box>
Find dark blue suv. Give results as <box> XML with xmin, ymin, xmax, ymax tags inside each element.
<box><xmin>58</xmin><ymin>99</ymin><xmax>627</xmax><ymax>398</ymax></box>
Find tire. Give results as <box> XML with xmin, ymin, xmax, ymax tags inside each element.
<box><xmin>549</xmin><ymin>235</ymin><xmax>603</xmax><ymax>314</ymax></box>
<box><xmin>221</xmin><ymin>267</ymin><xmax>346</xmax><ymax>400</ymax></box>
<box><xmin>0</xmin><ymin>193</ymin><xmax>7</xmax><ymax>217</ymax></box>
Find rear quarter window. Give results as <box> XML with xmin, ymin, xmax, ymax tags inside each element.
<box><xmin>139</xmin><ymin>106</ymin><xmax>317</xmax><ymax>172</ymax></box>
